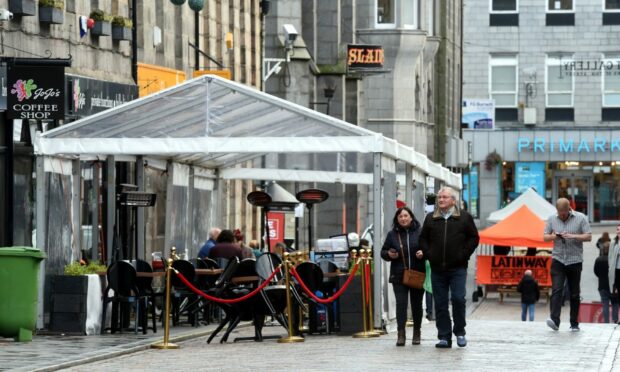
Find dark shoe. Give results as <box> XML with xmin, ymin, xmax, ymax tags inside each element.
<box><xmin>456</xmin><ymin>335</ymin><xmax>467</xmax><ymax>347</ymax></box>
<box><xmin>412</xmin><ymin>329</ymin><xmax>421</xmax><ymax>345</ymax></box>
<box><xmin>396</xmin><ymin>330</ymin><xmax>406</xmax><ymax>346</ymax></box>
<box><xmin>435</xmin><ymin>339</ymin><xmax>452</xmax><ymax>348</ymax></box>
<box><xmin>546</xmin><ymin>318</ymin><xmax>559</xmax><ymax>331</ymax></box>
<box><xmin>569</xmin><ymin>325</ymin><xmax>580</xmax><ymax>332</ymax></box>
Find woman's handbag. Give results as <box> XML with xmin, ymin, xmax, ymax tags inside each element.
<box><xmin>398</xmin><ymin>234</ymin><xmax>425</xmax><ymax>289</ymax></box>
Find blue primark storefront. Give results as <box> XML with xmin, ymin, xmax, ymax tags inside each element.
<box><xmin>463</xmin><ymin>129</ymin><xmax>620</xmax><ymax>224</ymax></box>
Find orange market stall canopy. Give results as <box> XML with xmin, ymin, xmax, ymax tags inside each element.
<box><xmin>479</xmin><ymin>205</ymin><xmax>553</xmax><ymax>248</ymax></box>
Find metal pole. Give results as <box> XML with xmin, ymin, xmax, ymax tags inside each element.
<box><xmin>278</xmin><ymin>253</ymin><xmax>304</xmax><ymax>343</ymax></box>
<box><xmin>152</xmin><ymin>258</ymin><xmax>179</xmax><ymax>349</ymax></box>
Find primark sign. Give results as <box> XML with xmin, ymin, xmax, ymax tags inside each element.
<box><xmin>517</xmin><ymin>138</ymin><xmax>620</xmax><ymax>153</ymax></box>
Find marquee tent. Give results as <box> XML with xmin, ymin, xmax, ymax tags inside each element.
<box><xmin>32</xmin><ymin>74</ymin><xmax>462</xmax><ymax>331</ymax></box>
<box><xmin>479</xmin><ymin>205</ymin><xmax>553</xmax><ymax>248</ymax></box>
<box><xmin>487</xmin><ymin>187</ymin><xmax>556</xmax><ymax>223</ymax></box>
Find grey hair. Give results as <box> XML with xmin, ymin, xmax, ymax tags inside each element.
<box><xmin>438</xmin><ymin>186</ymin><xmax>458</xmax><ymax>202</ymax></box>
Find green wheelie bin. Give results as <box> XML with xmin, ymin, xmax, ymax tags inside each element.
<box><xmin>0</xmin><ymin>247</ymin><xmax>46</xmax><ymax>342</ymax></box>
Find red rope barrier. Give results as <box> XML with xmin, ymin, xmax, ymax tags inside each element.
<box><xmin>364</xmin><ymin>262</ymin><xmax>370</xmax><ymax>305</ymax></box>
<box><xmin>290</xmin><ymin>263</ymin><xmax>359</xmax><ymax>304</ymax></box>
<box><xmin>173</xmin><ymin>266</ymin><xmax>281</xmax><ymax>304</ymax></box>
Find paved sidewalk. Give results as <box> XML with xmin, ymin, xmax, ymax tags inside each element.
<box><xmin>59</xmin><ymin>320</ymin><xmax>620</xmax><ymax>372</ymax></box>
<box><xmin>0</xmin><ymin>323</ymin><xmax>226</xmax><ymax>372</ymax></box>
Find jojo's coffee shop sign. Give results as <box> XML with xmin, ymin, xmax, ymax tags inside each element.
<box><xmin>7</xmin><ymin>65</ymin><xmax>64</xmax><ymax>120</ymax></box>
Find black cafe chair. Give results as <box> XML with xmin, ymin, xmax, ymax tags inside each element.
<box><xmin>132</xmin><ymin>259</ymin><xmax>158</xmax><ymax>333</ymax></box>
<box><xmin>101</xmin><ymin>261</ymin><xmax>149</xmax><ymax>334</ymax></box>
<box><xmin>171</xmin><ymin>259</ymin><xmax>199</xmax><ymax>326</ymax></box>
<box><xmin>206</xmin><ymin>257</ymin><xmax>241</xmax><ymax>344</ymax></box>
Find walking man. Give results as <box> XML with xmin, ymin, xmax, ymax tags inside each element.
<box><xmin>543</xmin><ymin>198</ymin><xmax>592</xmax><ymax>332</ymax></box>
<box><xmin>419</xmin><ymin>186</ymin><xmax>479</xmax><ymax>348</ymax></box>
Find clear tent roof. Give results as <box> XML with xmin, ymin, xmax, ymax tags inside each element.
<box><xmin>34</xmin><ymin>75</ymin><xmax>461</xmax><ymax>187</ymax></box>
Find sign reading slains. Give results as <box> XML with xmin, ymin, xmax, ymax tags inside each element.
<box><xmin>347</xmin><ymin>44</ymin><xmax>384</xmax><ymax>70</ymax></box>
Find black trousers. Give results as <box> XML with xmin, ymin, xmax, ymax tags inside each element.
<box><xmin>392</xmin><ymin>283</ymin><xmax>424</xmax><ymax>331</ymax></box>
<box><xmin>550</xmin><ymin>259</ymin><xmax>582</xmax><ymax>327</ymax></box>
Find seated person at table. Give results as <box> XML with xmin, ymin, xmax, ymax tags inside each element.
<box><xmin>249</xmin><ymin>239</ymin><xmax>263</xmax><ymax>258</ymax></box>
<box><xmin>233</xmin><ymin>228</ymin><xmax>256</xmax><ymax>260</ymax></box>
<box><xmin>198</xmin><ymin>227</ymin><xmax>221</xmax><ymax>259</ymax></box>
<box><xmin>209</xmin><ymin>229</ymin><xmax>244</xmax><ymax>261</ymax></box>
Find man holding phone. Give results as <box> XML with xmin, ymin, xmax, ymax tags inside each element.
<box><xmin>543</xmin><ymin>198</ymin><xmax>592</xmax><ymax>332</ymax></box>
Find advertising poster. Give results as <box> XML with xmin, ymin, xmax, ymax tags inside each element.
<box><xmin>7</xmin><ymin>64</ymin><xmax>65</xmax><ymax>120</ymax></box>
<box><xmin>267</xmin><ymin>212</ymin><xmax>285</xmax><ymax>251</ymax></box>
<box><xmin>515</xmin><ymin>162</ymin><xmax>546</xmax><ymax>197</ymax></box>
<box><xmin>462</xmin><ymin>99</ymin><xmax>495</xmax><ymax>129</ymax></box>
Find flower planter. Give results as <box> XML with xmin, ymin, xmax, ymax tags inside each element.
<box><xmin>38</xmin><ymin>6</ymin><xmax>63</xmax><ymax>24</ymax></box>
<box><xmin>112</xmin><ymin>26</ymin><xmax>132</xmax><ymax>41</ymax></box>
<box><xmin>49</xmin><ymin>275</ymin><xmax>89</xmax><ymax>334</ymax></box>
<box><xmin>9</xmin><ymin>0</ymin><xmax>36</xmax><ymax>16</ymax></box>
<box><xmin>91</xmin><ymin>21</ymin><xmax>112</xmax><ymax>36</ymax></box>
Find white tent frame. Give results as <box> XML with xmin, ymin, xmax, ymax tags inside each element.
<box><xmin>33</xmin><ymin>75</ymin><xmax>461</xmax><ymax>330</ymax></box>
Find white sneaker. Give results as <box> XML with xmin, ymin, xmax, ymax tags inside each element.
<box><xmin>546</xmin><ymin>318</ymin><xmax>559</xmax><ymax>331</ymax></box>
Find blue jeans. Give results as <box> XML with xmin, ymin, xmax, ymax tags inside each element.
<box><xmin>431</xmin><ymin>267</ymin><xmax>467</xmax><ymax>340</ymax></box>
<box><xmin>521</xmin><ymin>303</ymin><xmax>535</xmax><ymax>321</ymax></box>
<box><xmin>599</xmin><ymin>289</ymin><xmax>619</xmax><ymax>323</ymax></box>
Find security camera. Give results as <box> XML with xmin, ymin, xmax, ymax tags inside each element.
<box><xmin>282</xmin><ymin>24</ymin><xmax>298</xmax><ymax>45</ymax></box>
<box><xmin>0</xmin><ymin>9</ymin><xmax>13</xmax><ymax>21</ymax></box>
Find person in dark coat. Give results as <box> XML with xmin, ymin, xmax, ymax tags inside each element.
<box><xmin>517</xmin><ymin>270</ymin><xmax>540</xmax><ymax>321</ymax></box>
<box><xmin>381</xmin><ymin>206</ymin><xmax>425</xmax><ymax>347</ymax></box>
<box><xmin>594</xmin><ymin>244</ymin><xmax>619</xmax><ymax>323</ymax></box>
<box><xmin>419</xmin><ymin>186</ymin><xmax>479</xmax><ymax>349</ymax></box>
<box><xmin>208</xmin><ymin>229</ymin><xmax>244</xmax><ymax>261</ymax></box>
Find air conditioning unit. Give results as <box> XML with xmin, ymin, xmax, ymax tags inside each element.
<box><xmin>523</xmin><ymin>107</ymin><xmax>536</xmax><ymax>125</ymax></box>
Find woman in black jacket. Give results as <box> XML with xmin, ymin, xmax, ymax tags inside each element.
<box><xmin>381</xmin><ymin>206</ymin><xmax>425</xmax><ymax>346</ymax></box>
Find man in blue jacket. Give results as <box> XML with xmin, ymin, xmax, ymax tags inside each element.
<box><xmin>419</xmin><ymin>186</ymin><xmax>479</xmax><ymax>348</ymax></box>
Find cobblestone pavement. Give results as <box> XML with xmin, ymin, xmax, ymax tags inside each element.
<box><xmin>1</xmin><ymin>229</ymin><xmax>614</xmax><ymax>372</ymax></box>
<box><xmin>59</xmin><ymin>320</ymin><xmax>619</xmax><ymax>372</ymax></box>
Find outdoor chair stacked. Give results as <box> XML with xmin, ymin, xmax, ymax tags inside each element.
<box><xmin>294</xmin><ymin>261</ymin><xmax>325</xmax><ymax>334</ymax></box>
<box><xmin>101</xmin><ymin>260</ymin><xmax>153</xmax><ymax>334</ymax></box>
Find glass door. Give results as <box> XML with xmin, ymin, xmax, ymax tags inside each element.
<box><xmin>552</xmin><ymin>171</ymin><xmax>593</xmax><ymax>221</ymax></box>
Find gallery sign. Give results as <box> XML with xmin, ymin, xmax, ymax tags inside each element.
<box><xmin>347</xmin><ymin>44</ymin><xmax>384</xmax><ymax>70</ymax></box>
<box><xmin>7</xmin><ymin>64</ymin><xmax>64</xmax><ymax>120</ymax></box>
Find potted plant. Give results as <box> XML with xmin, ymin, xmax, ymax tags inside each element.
<box><xmin>111</xmin><ymin>15</ymin><xmax>132</xmax><ymax>41</ymax></box>
<box><xmin>38</xmin><ymin>0</ymin><xmax>64</xmax><ymax>24</ymax></box>
<box><xmin>485</xmin><ymin>150</ymin><xmax>502</xmax><ymax>171</ymax></box>
<box><xmin>89</xmin><ymin>9</ymin><xmax>113</xmax><ymax>36</ymax></box>
<box><xmin>49</xmin><ymin>261</ymin><xmax>107</xmax><ymax>334</ymax></box>
<box><xmin>9</xmin><ymin>0</ymin><xmax>36</xmax><ymax>16</ymax></box>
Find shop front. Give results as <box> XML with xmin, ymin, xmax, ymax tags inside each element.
<box><xmin>463</xmin><ymin>129</ymin><xmax>620</xmax><ymax>224</ymax></box>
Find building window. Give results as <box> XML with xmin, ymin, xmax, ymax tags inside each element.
<box><xmin>490</xmin><ymin>55</ymin><xmax>518</xmax><ymax>107</ymax></box>
<box><xmin>490</xmin><ymin>0</ymin><xmax>519</xmax><ymax>26</ymax></box>
<box><xmin>491</xmin><ymin>0</ymin><xmax>518</xmax><ymax>12</ymax></box>
<box><xmin>547</xmin><ymin>0</ymin><xmax>573</xmax><ymax>11</ymax></box>
<box><xmin>603</xmin><ymin>54</ymin><xmax>620</xmax><ymax>107</ymax></box>
<box><xmin>376</xmin><ymin>0</ymin><xmax>395</xmax><ymax>26</ymax></box>
<box><xmin>605</xmin><ymin>0</ymin><xmax>620</xmax><ymax>10</ymax></box>
<box><xmin>546</xmin><ymin>55</ymin><xmax>574</xmax><ymax>107</ymax></box>
<box><xmin>402</xmin><ymin>0</ymin><xmax>419</xmax><ymax>28</ymax></box>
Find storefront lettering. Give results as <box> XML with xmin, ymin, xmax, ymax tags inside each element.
<box><xmin>518</xmin><ymin>137</ymin><xmax>620</xmax><ymax>153</ymax></box>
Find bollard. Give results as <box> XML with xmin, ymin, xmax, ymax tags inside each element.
<box><xmin>152</xmin><ymin>258</ymin><xmax>179</xmax><ymax>349</ymax></box>
<box><xmin>353</xmin><ymin>249</ymin><xmax>379</xmax><ymax>338</ymax></box>
<box><xmin>278</xmin><ymin>253</ymin><xmax>304</xmax><ymax>343</ymax></box>
<box><xmin>363</xmin><ymin>250</ymin><xmax>381</xmax><ymax>337</ymax></box>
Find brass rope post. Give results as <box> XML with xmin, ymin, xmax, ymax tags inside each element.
<box><xmin>353</xmin><ymin>249</ymin><xmax>379</xmax><ymax>338</ymax></box>
<box><xmin>278</xmin><ymin>253</ymin><xmax>304</xmax><ymax>343</ymax></box>
<box><xmin>152</xmin><ymin>258</ymin><xmax>179</xmax><ymax>349</ymax></box>
<box><xmin>364</xmin><ymin>250</ymin><xmax>381</xmax><ymax>337</ymax></box>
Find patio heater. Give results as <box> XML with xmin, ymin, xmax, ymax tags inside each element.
<box><xmin>247</xmin><ymin>191</ymin><xmax>273</xmax><ymax>249</ymax></box>
<box><xmin>295</xmin><ymin>189</ymin><xmax>329</xmax><ymax>251</ymax></box>
<box><xmin>115</xmin><ymin>184</ymin><xmax>157</xmax><ymax>262</ymax></box>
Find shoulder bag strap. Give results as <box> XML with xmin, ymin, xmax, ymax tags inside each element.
<box><xmin>397</xmin><ymin>233</ymin><xmax>409</xmax><ymax>269</ymax></box>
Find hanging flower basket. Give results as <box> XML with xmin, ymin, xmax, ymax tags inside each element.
<box><xmin>485</xmin><ymin>150</ymin><xmax>502</xmax><ymax>171</ymax></box>
<box><xmin>188</xmin><ymin>0</ymin><xmax>204</xmax><ymax>11</ymax></box>
<box><xmin>170</xmin><ymin>0</ymin><xmax>186</xmax><ymax>5</ymax></box>
<box><xmin>9</xmin><ymin>0</ymin><xmax>36</xmax><ymax>16</ymax></box>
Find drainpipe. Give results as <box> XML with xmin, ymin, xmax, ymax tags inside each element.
<box><xmin>131</xmin><ymin>0</ymin><xmax>138</xmax><ymax>83</ymax></box>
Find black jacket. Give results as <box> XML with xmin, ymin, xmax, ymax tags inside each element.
<box><xmin>594</xmin><ymin>256</ymin><xmax>610</xmax><ymax>291</ymax></box>
<box><xmin>380</xmin><ymin>220</ymin><xmax>425</xmax><ymax>284</ymax></box>
<box><xmin>517</xmin><ymin>275</ymin><xmax>540</xmax><ymax>304</ymax></box>
<box><xmin>419</xmin><ymin>207</ymin><xmax>479</xmax><ymax>272</ymax></box>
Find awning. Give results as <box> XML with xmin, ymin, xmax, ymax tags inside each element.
<box><xmin>34</xmin><ymin>74</ymin><xmax>461</xmax><ymax>188</ymax></box>
<box><xmin>480</xmin><ymin>205</ymin><xmax>553</xmax><ymax>248</ymax></box>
